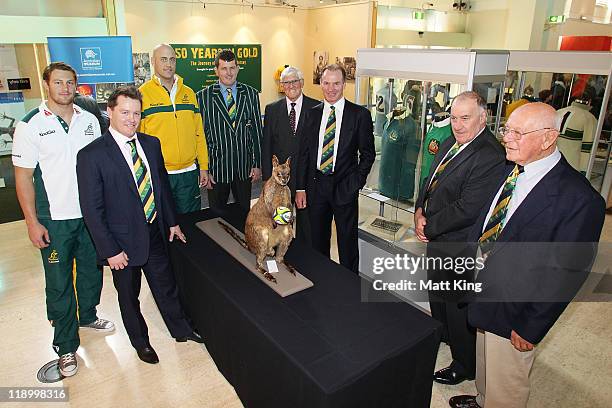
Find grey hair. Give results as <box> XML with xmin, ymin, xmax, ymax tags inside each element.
<box><xmin>453</xmin><ymin>91</ymin><xmax>487</xmax><ymax>113</ymax></box>
<box><xmin>280</xmin><ymin>66</ymin><xmax>303</xmax><ymax>82</ymax></box>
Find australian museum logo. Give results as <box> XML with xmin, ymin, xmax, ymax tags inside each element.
<box><xmin>80</xmin><ymin>47</ymin><xmax>102</xmax><ymax>70</ymax></box>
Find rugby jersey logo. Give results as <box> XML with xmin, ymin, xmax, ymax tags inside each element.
<box><xmin>39</xmin><ymin>129</ymin><xmax>56</xmax><ymax>137</ymax></box>
<box><xmin>84</xmin><ymin>123</ymin><xmax>95</xmax><ymax>136</ymax></box>
<box><xmin>48</xmin><ymin>250</ymin><xmax>59</xmax><ymax>264</ymax></box>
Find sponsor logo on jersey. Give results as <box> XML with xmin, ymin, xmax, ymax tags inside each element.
<box><xmin>182</xmin><ymin>94</ymin><xmax>190</xmax><ymax>103</ymax></box>
<box><xmin>428</xmin><ymin>139</ymin><xmax>440</xmax><ymax>155</ymax></box>
<box><xmin>48</xmin><ymin>250</ymin><xmax>59</xmax><ymax>264</ymax></box>
<box><xmin>39</xmin><ymin>129</ymin><xmax>56</xmax><ymax>137</ymax></box>
<box><xmin>43</xmin><ymin>109</ymin><xmax>53</xmax><ymax>117</ymax></box>
<box><xmin>84</xmin><ymin>123</ymin><xmax>95</xmax><ymax>136</ymax></box>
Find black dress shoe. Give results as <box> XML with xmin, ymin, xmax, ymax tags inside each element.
<box><xmin>136</xmin><ymin>346</ymin><xmax>159</xmax><ymax>364</ymax></box>
<box><xmin>449</xmin><ymin>395</ymin><xmax>481</xmax><ymax>408</ymax></box>
<box><xmin>433</xmin><ymin>366</ymin><xmax>471</xmax><ymax>385</ymax></box>
<box><xmin>175</xmin><ymin>331</ymin><xmax>204</xmax><ymax>344</ymax></box>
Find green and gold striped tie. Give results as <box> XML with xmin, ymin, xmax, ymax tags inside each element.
<box><xmin>427</xmin><ymin>142</ymin><xmax>461</xmax><ymax>194</ymax></box>
<box><xmin>319</xmin><ymin>105</ymin><xmax>336</xmax><ymax>175</ymax></box>
<box><xmin>226</xmin><ymin>88</ymin><xmax>236</xmax><ymax>128</ymax></box>
<box><xmin>479</xmin><ymin>164</ymin><xmax>524</xmax><ymax>252</ymax></box>
<box><xmin>128</xmin><ymin>140</ymin><xmax>157</xmax><ymax>223</ymax></box>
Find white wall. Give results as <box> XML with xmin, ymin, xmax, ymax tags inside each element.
<box><xmin>465</xmin><ymin>10</ymin><xmax>508</xmax><ymax>49</ymax></box>
<box><xmin>303</xmin><ymin>2</ymin><xmax>373</xmax><ymax>102</ymax></box>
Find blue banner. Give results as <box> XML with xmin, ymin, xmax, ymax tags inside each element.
<box><xmin>47</xmin><ymin>36</ymin><xmax>134</xmax><ymax>84</ymax></box>
<box><xmin>0</xmin><ymin>92</ymin><xmax>24</xmax><ymax>104</ymax></box>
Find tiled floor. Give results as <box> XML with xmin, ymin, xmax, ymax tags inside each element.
<box><xmin>0</xmin><ymin>213</ymin><xmax>610</xmax><ymax>407</ymax></box>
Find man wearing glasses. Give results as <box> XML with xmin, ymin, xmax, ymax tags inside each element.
<box><xmin>414</xmin><ymin>91</ymin><xmax>506</xmax><ymax>387</ymax></box>
<box><xmin>450</xmin><ymin>103</ymin><xmax>605</xmax><ymax>407</ymax></box>
<box><xmin>262</xmin><ymin>66</ymin><xmax>318</xmax><ymax>243</ymax></box>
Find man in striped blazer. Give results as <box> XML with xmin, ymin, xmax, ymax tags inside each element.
<box><xmin>196</xmin><ymin>49</ymin><xmax>263</xmax><ymax>211</ymax></box>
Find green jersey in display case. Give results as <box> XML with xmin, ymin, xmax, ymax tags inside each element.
<box><xmin>420</xmin><ymin>115</ymin><xmax>452</xmax><ymax>188</ymax></box>
<box><xmin>379</xmin><ymin>111</ymin><xmax>420</xmax><ymax>201</ymax></box>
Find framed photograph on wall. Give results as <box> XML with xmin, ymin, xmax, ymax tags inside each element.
<box><xmin>343</xmin><ymin>57</ymin><xmax>356</xmax><ymax>82</ymax></box>
<box><xmin>313</xmin><ymin>51</ymin><xmax>328</xmax><ymax>85</ymax></box>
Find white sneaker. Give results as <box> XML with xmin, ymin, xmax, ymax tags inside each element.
<box><xmin>80</xmin><ymin>318</ymin><xmax>115</xmax><ymax>332</ymax></box>
<box><xmin>59</xmin><ymin>352</ymin><xmax>78</xmax><ymax>377</ymax></box>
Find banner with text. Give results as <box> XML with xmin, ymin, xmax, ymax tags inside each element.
<box><xmin>48</xmin><ymin>36</ymin><xmax>134</xmax><ymax>84</ymax></box>
<box><xmin>171</xmin><ymin>44</ymin><xmax>261</xmax><ymax>92</ymax></box>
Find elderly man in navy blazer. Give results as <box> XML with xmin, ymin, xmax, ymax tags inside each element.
<box><xmin>77</xmin><ymin>86</ymin><xmax>203</xmax><ymax>365</ymax></box>
<box><xmin>449</xmin><ymin>103</ymin><xmax>605</xmax><ymax>408</ymax></box>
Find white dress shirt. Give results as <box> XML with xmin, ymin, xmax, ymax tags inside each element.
<box><xmin>286</xmin><ymin>94</ymin><xmax>303</xmax><ymax>132</ymax></box>
<box><xmin>109</xmin><ymin>126</ymin><xmax>155</xmax><ymax>194</ymax></box>
<box><xmin>316</xmin><ymin>97</ymin><xmax>345</xmax><ymax>172</ymax></box>
<box><xmin>482</xmin><ymin>148</ymin><xmax>561</xmax><ymax>232</ymax></box>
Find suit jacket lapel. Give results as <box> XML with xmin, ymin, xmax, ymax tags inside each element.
<box><xmin>497</xmin><ymin>160</ymin><xmax>562</xmax><ymax>243</ymax></box>
<box><xmin>212</xmin><ymin>84</ymin><xmax>234</xmax><ymax>129</ymax></box>
<box><xmin>103</xmin><ymin>133</ymin><xmax>139</xmax><ymax>197</ymax></box>
<box><xmin>336</xmin><ymin>101</ymin><xmax>353</xmax><ymax>159</ymax></box>
<box><xmin>310</xmin><ymin>103</ymin><xmax>324</xmax><ymax>169</ymax></box>
<box><xmin>277</xmin><ymin>98</ymin><xmax>292</xmax><ymax>138</ymax></box>
<box><xmin>434</xmin><ymin>134</ymin><xmax>484</xmax><ymax>187</ymax></box>
<box><xmin>236</xmin><ymin>83</ymin><xmax>247</xmax><ymax>128</ymax></box>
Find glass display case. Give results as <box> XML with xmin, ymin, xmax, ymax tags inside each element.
<box><xmin>354</xmin><ymin>49</ymin><xmax>509</xmax><ymax>251</ymax></box>
<box><xmin>505</xmin><ymin>51</ymin><xmax>612</xmax><ymax>196</ymax></box>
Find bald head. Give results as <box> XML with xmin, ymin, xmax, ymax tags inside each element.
<box><xmin>152</xmin><ymin>43</ymin><xmax>176</xmax><ymax>85</ymax></box>
<box><xmin>512</xmin><ymin>102</ymin><xmax>558</xmax><ymax>131</ymax></box>
<box><xmin>503</xmin><ymin>102</ymin><xmax>559</xmax><ymax>165</ymax></box>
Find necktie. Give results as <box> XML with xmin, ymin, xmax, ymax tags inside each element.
<box><xmin>226</xmin><ymin>88</ymin><xmax>236</xmax><ymax>128</ymax></box>
<box><xmin>289</xmin><ymin>102</ymin><xmax>297</xmax><ymax>135</ymax></box>
<box><xmin>479</xmin><ymin>164</ymin><xmax>524</xmax><ymax>252</ymax></box>
<box><xmin>426</xmin><ymin>141</ymin><xmax>461</xmax><ymax>195</ymax></box>
<box><xmin>128</xmin><ymin>140</ymin><xmax>157</xmax><ymax>223</ymax></box>
<box><xmin>319</xmin><ymin>105</ymin><xmax>336</xmax><ymax>175</ymax></box>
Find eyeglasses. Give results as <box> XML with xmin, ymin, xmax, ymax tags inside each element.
<box><xmin>499</xmin><ymin>126</ymin><xmax>556</xmax><ymax>140</ymax></box>
<box><xmin>281</xmin><ymin>79</ymin><xmax>302</xmax><ymax>87</ymax></box>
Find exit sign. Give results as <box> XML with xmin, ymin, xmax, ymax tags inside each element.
<box><xmin>413</xmin><ymin>11</ymin><xmax>425</xmax><ymax>20</ymax></box>
<box><xmin>548</xmin><ymin>15</ymin><xmax>566</xmax><ymax>23</ymax></box>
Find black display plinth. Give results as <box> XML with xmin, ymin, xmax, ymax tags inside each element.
<box><xmin>170</xmin><ymin>205</ymin><xmax>441</xmax><ymax>408</ymax></box>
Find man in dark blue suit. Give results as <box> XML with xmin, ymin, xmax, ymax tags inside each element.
<box><xmin>450</xmin><ymin>103</ymin><xmax>605</xmax><ymax>408</ymax></box>
<box><xmin>295</xmin><ymin>64</ymin><xmax>375</xmax><ymax>273</ymax></box>
<box><xmin>77</xmin><ymin>86</ymin><xmax>203</xmax><ymax>365</ymax></box>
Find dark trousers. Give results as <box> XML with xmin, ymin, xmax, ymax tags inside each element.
<box><xmin>427</xmin><ymin>243</ymin><xmax>476</xmax><ymax>378</ymax></box>
<box><xmin>207</xmin><ymin>178</ymin><xmax>252</xmax><ymax>212</ymax></box>
<box><xmin>295</xmin><ymin>207</ymin><xmax>312</xmax><ymax>245</ymax></box>
<box><xmin>308</xmin><ymin>173</ymin><xmax>359</xmax><ymax>273</ymax></box>
<box><xmin>111</xmin><ymin>220</ymin><xmax>192</xmax><ymax>349</ymax></box>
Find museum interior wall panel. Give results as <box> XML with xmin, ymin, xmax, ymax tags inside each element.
<box><xmin>303</xmin><ymin>1</ymin><xmax>373</xmax><ymax>102</ymax></box>
<box><xmin>123</xmin><ymin>0</ymin><xmax>308</xmax><ymax>107</ymax></box>
<box><xmin>0</xmin><ymin>16</ymin><xmax>108</xmax><ymax>44</ymax></box>
<box><xmin>0</xmin><ymin>0</ymin><xmax>103</xmax><ymax>17</ymax></box>
<box><xmin>464</xmin><ymin>9</ymin><xmax>508</xmax><ymax>49</ymax></box>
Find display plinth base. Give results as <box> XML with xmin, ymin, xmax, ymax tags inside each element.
<box><xmin>196</xmin><ymin>218</ymin><xmax>313</xmax><ymax>297</ymax></box>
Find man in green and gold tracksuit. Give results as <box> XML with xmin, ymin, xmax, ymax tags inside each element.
<box><xmin>13</xmin><ymin>62</ymin><xmax>114</xmax><ymax>378</ymax></box>
<box><xmin>139</xmin><ymin>44</ymin><xmax>209</xmax><ymax>214</ymax></box>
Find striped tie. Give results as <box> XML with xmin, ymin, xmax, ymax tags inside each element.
<box><xmin>319</xmin><ymin>105</ymin><xmax>336</xmax><ymax>175</ymax></box>
<box><xmin>128</xmin><ymin>140</ymin><xmax>157</xmax><ymax>223</ymax></box>
<box><xmin>479</xmin><ymin>164</ymin><xmax>524</xmax><ymax>252</ymax></box>
<box><xmin>226</xmin><ymin>88</ymin><xmax>236</xmax><ymax>128</ymax></box>
<box><xmin>427</xmin><ymin>142</ymin><xmax>461</xmax><ymax>194</ymax></box>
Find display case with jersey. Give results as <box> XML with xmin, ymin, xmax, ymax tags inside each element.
<box><xmin>354</xmin><ymin>49</ymin><xmax>508</xmax><ymax>254</ymax></box>
<box><xmin>505</xmin><ymin>51</ymin><xmax>612</xmax><ymax>195</ymax></box>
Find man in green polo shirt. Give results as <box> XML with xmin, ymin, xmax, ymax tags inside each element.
<box><xmin>13</xmin><ymin>62</ymin><xmax>114</xmax><ymax>378</ymax></box>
